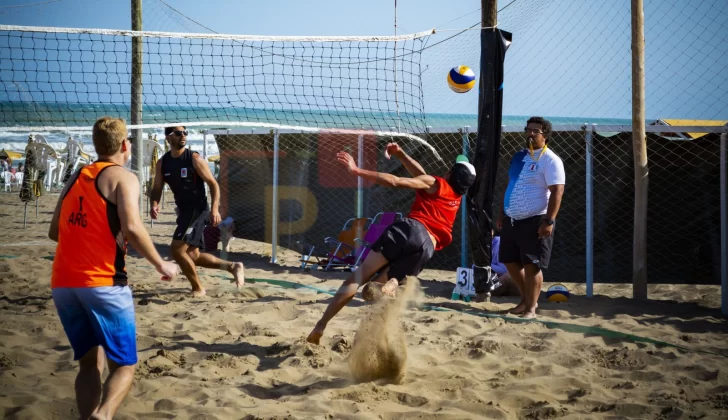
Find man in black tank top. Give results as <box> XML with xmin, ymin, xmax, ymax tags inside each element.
<box><xmin>150</xmin><ymin>126</ymin><xmax>245</xmax><ymax>296</ymax></box>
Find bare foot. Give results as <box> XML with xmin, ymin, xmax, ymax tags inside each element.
<box><xmin>230</xmin><ymin>262</ymin><xmax>245</xmax><ymax>288</ymax></box>
<box><xmin>306</xmin><ymin>325</ymin><xmax>324</xmax><ymax>345</ymax></box>
<box><xmin>380</xmin><ymin>279</ymin><xmax>398</xmax><ymax>298</ymax></box>
<box><xmin>191</xmin><ymin>288</ymin><xmax>207</xmax><ymax>297</ymax></box>
<box><xmin>90</xmin><ymin>414</ymin><xmax>108</xmax><ymax>420</ymax></box>
<box><xmin>508</xmin><ymin>302</ymin><xmax>527</xmax><ymax>314</ymax></box>
<box><xmin>521</xmin><ymin>311</ymin><xmax>537</xmax><ymax>319</ymax></box>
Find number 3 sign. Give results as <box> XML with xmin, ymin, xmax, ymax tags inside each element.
<box><xmin>451</xmin><ymin>267</ymin><xmax>475</xmax><ymax>302</ymax></box>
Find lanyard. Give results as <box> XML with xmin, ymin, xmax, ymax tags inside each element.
<box><xmin>529</xmin><ymin>143</ymin><xmax>548</xmax><ymax>162</ymax></box>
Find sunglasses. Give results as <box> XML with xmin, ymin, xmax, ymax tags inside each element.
<box><xmin>169</xmin><ymin>130</ymin><xmax>189</xmax><ymax>137</ymax></box>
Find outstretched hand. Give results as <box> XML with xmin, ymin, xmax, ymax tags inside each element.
<box><xmin>336</xmin><ymin>152</ymin><xmax>358</xmax><ymax>174</ymax></box>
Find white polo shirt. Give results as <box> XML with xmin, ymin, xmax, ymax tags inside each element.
<box><xmin>503</xmin><ymin>147</ymin><xmax>565</xmax><ymax>220</ymax></box>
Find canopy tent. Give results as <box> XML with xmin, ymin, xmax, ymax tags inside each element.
<box><xmin>0</xmin><ymin>149</ymin><xmax>23</xmax><ymax>161</ymax></box>
<box><xmin>652</xmin><ymin>119</ymin><xmax>728</xmax><ymax>139</ymax></box>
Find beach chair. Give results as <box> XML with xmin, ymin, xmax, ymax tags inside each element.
<box><xmin>64</xmin><ymin>138</ymin><xmax>92</xmax><ymax>180</ymax></box>
<box><xmin>299</xmin><ymin>217</ymin><xmax>371</xmax><ymax>271</ymax></box>
<box><xmin>323</xmin><ymin>212</ymin><xmax>403</xmax><ymax>272</ymax></box>
<box><xmin>14</xmin><ymin>172</ymin><xmax>23</xmax><ymax>190</ymax></box>
<box><xmin>3</xmin><ymin>171</ymin><xmax>13</xmax><ymax>192</ymax></box>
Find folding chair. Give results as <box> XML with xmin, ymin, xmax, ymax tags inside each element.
<box><xmin>324</xmin><ymin>212</ymin><xmax>403</xmax><ymax>272</ymax></box>
<box><xmin>299</xmin><ymin>217</ymin><xmax>370</xmax><ymax>271</ymax></box>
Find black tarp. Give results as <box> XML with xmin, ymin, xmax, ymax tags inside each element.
<box><xmin>466</xmin><ymin>29</ymin><xmax>512</xmax><ymax>293</ymax></box>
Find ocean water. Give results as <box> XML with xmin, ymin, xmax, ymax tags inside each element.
<box><xmin>0</xmin><ymin>101</ymin><xmax>631</xmax><ymax>157</ymax></box>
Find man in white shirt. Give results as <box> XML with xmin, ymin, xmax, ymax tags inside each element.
<box><xmin>497</xmin><ymin>117</ymin><xmax>565</xmax><ymax>318</ymax></box>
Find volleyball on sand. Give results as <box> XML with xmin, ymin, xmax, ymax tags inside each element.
<box><xmin>447</xmin><ymin>65</ymin><xmax>476</xmax><ymax>93</ymax></box>
<box><xmin>546</xmin><ymin>284</ymin><xmax>570</xmax><ymax>302</ymax></box>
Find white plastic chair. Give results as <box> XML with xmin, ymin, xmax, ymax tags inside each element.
<box><xmin>3</xmin><ymin>171</ymin><xmax>13</xmax><ymax>192</ymax></box>
<box><xmin>14</xmin><ymin>172</ymin><xmax>23</xmax><ymax>190</ymax></box>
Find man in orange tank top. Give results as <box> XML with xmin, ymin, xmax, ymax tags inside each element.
<box><xmin>307</xmin><ymin>143</ymin><xmax>476</xmax><ymax>345</ymax></box>
<box><xmin>49</xmin><ymin>117</ymin><xmax>178</xmax><ymax>420</ymax></box>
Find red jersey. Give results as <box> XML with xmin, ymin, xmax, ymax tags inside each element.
<box><xmin>407</xmin><ymin>176</ymin><xmax>462</xmax><ymax>250</ymax></box>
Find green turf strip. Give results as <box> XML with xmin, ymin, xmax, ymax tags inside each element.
<box><xmin>232</xmin><ymin>276</ymin><xmax>724</xmax><ymax>357</ymax></box>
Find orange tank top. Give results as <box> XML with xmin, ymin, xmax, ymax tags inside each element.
<box><xmin>51</xmin><ymin>162</ymin><xmax>128</xmax><ymax>288</ymax></box>
<box><xmin>407</xmin><ymin>176</ymin><xmax>462</xmax><ymax>250</ymax></box>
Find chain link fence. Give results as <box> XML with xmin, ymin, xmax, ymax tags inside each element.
<box><xmin>206</xmin><ymin>124</ymin><xmax>726</xmax><ymax>287</ymax></box>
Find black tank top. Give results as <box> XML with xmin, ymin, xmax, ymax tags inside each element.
<box><xmin>161</xmin><ymin>148</ymin><xmax>208</xmax><ymax>211</ymax></box>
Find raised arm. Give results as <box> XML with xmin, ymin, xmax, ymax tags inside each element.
<box><xmin>192</xmin><ymin>152</ymin><xmax>221</xmax><ymax>227</ymax></box>
<box><xmin>338</xmin><ymin>151</ymin><xmax>438</xmax><ymax>194</ymax></box>
<box><xmin>386</xmin><ymin>143</ymin><xmax>427</xmax><ymax>177</ymax></box>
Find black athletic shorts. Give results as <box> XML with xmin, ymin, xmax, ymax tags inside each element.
<box><xmin>370</xmin><ymin>218</ymin><xmax>435</xmax><ymax>282</ymax></box>
<box><xmin>173</xmin><ymin>208</ymin><xmax>209</xmax><ymax>249</ymax></box>
<box><xmin>499</xmin><ymin>215</ymin><xmax>554</xmax><ymax>269</ymax></box>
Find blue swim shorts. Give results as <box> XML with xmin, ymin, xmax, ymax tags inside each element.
<box><xmin>52</xmin><ymin>286</ymin><xmax>137</xmax><ymax>366</ymax></box>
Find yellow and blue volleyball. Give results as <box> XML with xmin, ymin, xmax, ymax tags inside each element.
<box><xmin>546</xmin><ymin>284</ymin><xmax>570</xmax><ymax>302</ymax></box>
<box><xmin>447</xmin><ymin>65</ymin><xmax>476</xmax><ymax>93</ymax></box>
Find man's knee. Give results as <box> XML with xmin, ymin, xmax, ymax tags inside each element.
<box><xmin>186</xmin><ymin>247</ymin><xmax>200</xmax><ymax>262</ymax></box>
<box><xmin>170</xmin><ymin>242</ymin><xmax>188</xmax><ymax>260</ymax></box>
<box><xmin>78</xmin><ymin>346</ymin><xmax>103</xmax><ymax>369</ymax></box>
<box><xmin>523</xmin><ymin>263</ymin><xmax>542</xmax><ymax>276</ymax></box>
<box><xmin>107</xmin><ymin>359</ymin><xmax>136</xmax><ymax>373</ymax></box>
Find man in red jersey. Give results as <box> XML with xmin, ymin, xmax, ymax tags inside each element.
<box><xmin>307</xmin><ymin>143</ymin><xmax>476</xmax><ymax>345</ymax></box>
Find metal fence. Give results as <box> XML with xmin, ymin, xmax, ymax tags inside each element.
<box><xmin>204</xmin><ymin>124</ymin><xmax>728</xmax><ymax>292</ymax></box>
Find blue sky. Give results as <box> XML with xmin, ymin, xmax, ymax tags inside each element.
<box><xmin>1</xmin><ymin>0</ymin><xmax>726</xmax><ymax>122</ymax></box>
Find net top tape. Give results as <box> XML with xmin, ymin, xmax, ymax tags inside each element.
<box><xmin>0</xmin><ymin>24</ymin><xmax>435</xmax><ymax>43</ymax></box>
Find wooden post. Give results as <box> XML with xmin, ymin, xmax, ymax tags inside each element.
<box><xmin>482</xmin><ymin>0</ymin><xmax>497</xmax><ymax>29</ymax></box>
<box><xmin>131</xmin><ymin>0</ymin><xmax>144</xmax><ymax>217</ymax></box>
<box><xmin>631</xmin><ymin>0</ymin><xmax>648</xmax><ymax>299</ymax></box>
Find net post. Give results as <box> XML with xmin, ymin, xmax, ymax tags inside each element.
<box><xmin>585</xmin><ymin>124</ymin><xmax>595</xmax><ymax>298</ymax></box>
<box><xmin>357</xmin><ymin>133</ymin><xmax>364</xmax><ymax>219</ymax></box>
<box><xmin>270</xmin><ymin>129</ymin><xmax>280</xmax><ymax>265</ymax></box>
<box><xmin>721</xmin><ymin>132</ymin><xmax>727</xmax><ymax>316</ymax></box>
<box><xmin>131</xmin><ymin>0</ymin><xmax>144</xmax><ymax>219</ymax></box>
<box><xmin>631</xmin><ymin>0</ymin><xmax>648</xmax><ymax>300</ymax></box>
<box><xmin>23</xmin><ymin>202</ymin><xmax>27</xmax><ymax>229</ymax></box>
<box><xmin>461</xmin><ymin>126</ymin><xmax>470</xmax><ymax>268</ymax></box>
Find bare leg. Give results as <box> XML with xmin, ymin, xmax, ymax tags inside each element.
<box><xmin>76</xmin><ymin>346</ymin><xmax>105</xmax><ymax>420</ymax></box>
<box><xmin>306</xmin><ymin>251</ymin><xmax>390</xmax><ymax>345</ymax></box>
<box><xmin>90</xmin><ymin>359</ymin><xmax>135</xmax><ymax>420</ymax></box>
<box><xmin>171</xmin><ymin>240</ymin><xmax>205</xmax><ymax>296</ymax></box>
<box><xmin>504</xmin><ymin>262</ymin><xmax>527</xmax><ymax>314</ymax></box>
<box><xmin>521</xmin><ymin>263</ymin><xmax>543</xmax><ymax>319</ymax></box>
<box><xmin>187</xmin><ymin>247</ymin><xmax>245</xmax><ymax>288</ymax></box>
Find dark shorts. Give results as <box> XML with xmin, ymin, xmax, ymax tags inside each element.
<box><xmin>173</xmin><ymin>208</ymin><xmax>209</xmax><ymax>249</ymax></box>
<box><xmin>370</xmin><ymin>218</ymin><xmax>435</xmax><ymax>282</ymax></box>
<box><xmin>499</xmin><ymin>215</ymin><xmax>554</xmax><ymax>269</ymax></box>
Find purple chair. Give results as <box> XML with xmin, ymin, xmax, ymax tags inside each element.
<box><xmin>345</xmin><ymin>212</ymin><xmax>403</xmax><ymax>271</ymax></box>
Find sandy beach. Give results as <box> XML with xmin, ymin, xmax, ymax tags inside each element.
<box><xmin>1</xmin><ymin>191</ymin><xmax>727</xmax><ymax>419</ymax></box>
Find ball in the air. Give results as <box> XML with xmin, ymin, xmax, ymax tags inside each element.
<box><xmin>546</xmin><ymin>284</ymin><xmax>570</xmax><ymax>302</ymax></box>
<box><xmin>447</xmin><ymin>65</ymin><xmax>476</xmax><ymax>93</ymax></box>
